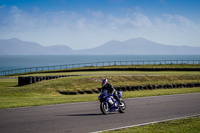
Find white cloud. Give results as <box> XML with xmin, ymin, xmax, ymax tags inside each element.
<box><xmin>8</xmin><ymin>6</ymin><xmax>36</xmax><ymax>28</ymax></box>
<box><xmin>163</xmin><ymin>13</ymin><xmax>195</xmax><ymax>28</ymax></box>
<box><xmin>130</xmin><ymin>13</ymin><xmax>152</xmax><ymax>28</ymax></box>
<box><xmin>87</xmin><ymin>10</ymin><xmax>104</xmax><ymax>18</ymax></box>
<box><xmin>158</xmin><ymin>0</ymin><xmax>168</xmax><ymax>5</ymax></box>
<box><xmin>10</xmin><ymin>6</ymin><xmax>23</xmax><ymax>14</ymax></box>
<box><xmin>155</xmin><ymin>13</ymin><xmax>197</xmax><ymax>33</ymax></box>
<box><xmin>0</xmin><ymin>5</ymin><xmax>200</xmax><ymax>49</ymax></box>
<box><xmin>163</xmin><ymin>13</ymin><xmax>174</xmax><ymax>22</ymax></box>
<box><xmin>174</xmin><ymin>15</ymin><xmax>195</xmax><ymax>27</ymax></box>
<box><xmin>0</xmin><ymin>5</ymin><xmax>6</xmax><ymax>9</ymax></box>
<box><xmin>75</xmin><ymin>18</ymin><xmax>87</xmax><ymax>30</ymax></box>
<box><xmin>33</xmin><ymin>7</ymin><xmax>40</xmax><ymax>12</ymax></box>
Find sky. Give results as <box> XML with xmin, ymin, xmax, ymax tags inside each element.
<box><xmin>0</xmin><ymin>0</ymin><xmax>200</xmax><ymax>49</ymax></box>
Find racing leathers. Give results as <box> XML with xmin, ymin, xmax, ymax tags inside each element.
<box><xmin>102</xmin><ymin>83</ymin><xmax>122</xmax><ymax>105</ymax></box>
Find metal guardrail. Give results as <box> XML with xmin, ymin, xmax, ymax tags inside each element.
<box><xmin>0</xmin><ymin>60</ymin><xmax>200</xmax><ymax>76</ymax></box>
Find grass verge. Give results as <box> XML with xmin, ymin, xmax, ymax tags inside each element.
<box><xmin>0</xmin><ymin>66</ymin><xmax>200</xmax><ymax>108</ymax></box>
<box><xmin>103</xmin><ymin>116</ymin><xmax>200</xmax><ymax>133</ymax></box>
<box><xmin>0</xmin><ymin>86</ymin><xmax>200</xmax><ymax>108</ymax></box>
<box><xmin>16</xmin><ymin>73</ymin><xmax>200</xmax><ymax>92</ymax></box>
<box><xmin>14</xmin><ymin>71</ymin><xmax>200</xmax><ymax>77</ymax></box>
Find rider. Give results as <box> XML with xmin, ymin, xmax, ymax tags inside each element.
<box><xmin>101</xmin><ymin>78</ymin><xmax>122</xmax><ymax>106</ymax></box>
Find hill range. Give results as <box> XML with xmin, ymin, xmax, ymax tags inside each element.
<box><xmin>0</xmin><ymin>38</ymin><xmax>200</xmax><ymax>55</ymax></box>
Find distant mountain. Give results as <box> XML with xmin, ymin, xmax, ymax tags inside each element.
<box><xmin>0</xmin><ymin>38</ymin><xmax>73</xmax><ymax>55</ymax></box>
<box><xmin>0</xmin><ymin>38</ymin><xmax>200</xmax><ymax>55</ymax></box>
<box><xmin>75</xmin><ymin>38</ymin><xmax>200</xmax><ymax>55</ymax></box>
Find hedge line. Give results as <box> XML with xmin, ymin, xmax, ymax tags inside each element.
<box><xmin>58</xmin><ymin>82</ymin><xmax>200</xmax><ymax>95</ymax></box>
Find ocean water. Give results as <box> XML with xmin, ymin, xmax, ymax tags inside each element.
<box><xmin>0</xmin><ymin>55</ymin><xmax>200</xmax><ymax>71</ymax></box>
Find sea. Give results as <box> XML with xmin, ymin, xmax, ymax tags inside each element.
<box><xmin>0</xmin><ymin>55</ymin><xmax>200</xmax><ymax>71</ymax></box>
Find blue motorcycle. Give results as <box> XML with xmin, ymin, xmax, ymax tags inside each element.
<box><xmin>98</xmin><ymin>89</ymin><xmax>126</xmax><ymax>115</ymax></box>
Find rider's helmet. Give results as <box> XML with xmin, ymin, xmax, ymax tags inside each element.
<box><xmin>101</xmin><ymin>78</ymin><xmax>108</xmax><ymax>87</ymax></box>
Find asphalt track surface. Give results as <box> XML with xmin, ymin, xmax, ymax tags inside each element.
<box><xmin>0</xmin><ymin>93</ymin><xmax>200</xmax><ymax>133</ymax></box>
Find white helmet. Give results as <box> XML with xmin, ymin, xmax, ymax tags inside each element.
<box><xmin>101</xmin><ymin>78</ymin><xmax>108</xmax><ymax>87</ymax></box>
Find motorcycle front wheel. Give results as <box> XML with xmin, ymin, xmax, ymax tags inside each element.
<box><xmin>100</xmin><ymin>102</ymin><xmax>109</xmax><ymax>115</ymax></box>
<box><xmin>118</xmin><ymin>100</ymin><xmax>126</xmax><ymax>113</ymax></box>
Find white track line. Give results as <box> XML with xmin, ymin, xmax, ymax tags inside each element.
<box><xmin>91</xmin><ymin>114</ymin><xmax>200</xmax><ymax>133</ymax></box>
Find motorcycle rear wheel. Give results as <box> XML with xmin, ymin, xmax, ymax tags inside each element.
<box><xmin>118</xmin><ymin>100</ymin><xmax>126</xmax><ymax>113</ymax></box>
<box><xmin>100</xmin><ymin>102</ymin><xmax>109</xmax><ymax>115</ymax></box>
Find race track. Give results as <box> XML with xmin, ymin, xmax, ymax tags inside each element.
<box><xmin>0</xmin><ymin>93</ymin><xmax>200</xmax><ymax>133</ymax></box>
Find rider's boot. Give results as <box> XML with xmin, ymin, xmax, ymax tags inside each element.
<box><xmin>114</xmin><ymin>91</ymin><xmax>123</xmax><ymax>106</ymax></box>
<box><xmin>116</xmin><ymin>97</ymin><xmax>123</xmax><ymax>106</ymax></box>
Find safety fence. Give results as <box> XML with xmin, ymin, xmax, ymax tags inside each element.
<box><xmin>1</xmin><ymin>60</ymin><xmax>200</xmax><ymax>76</ymax></box>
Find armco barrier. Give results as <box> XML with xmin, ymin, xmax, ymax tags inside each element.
<box><xmin>1</xmin><ymin>60</ymin><xmax>200</xmax><ymax>76</ymax></box>
<box><xmin>58</xmin><ymin>67</ymin><xmax>200</xmax><ymax>72</ymax></box>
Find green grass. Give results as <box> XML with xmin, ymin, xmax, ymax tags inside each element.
<box><xmin>4</xmin><ymin>72</ymin><xmax>200</xmax><ymax>92</ymax></box>
<box><xmin>0</xmin><ymin>86</ymin><xmax>200</xmax><ymax>108</ymax></box>
<box><xmin>103</xmin><ymin>116</ymin><xmax>200</xmax><ymax>133</ymax></box>
<box><xmin>13</xmin><ymin>71</ymin><xmax>200</xmax><ymax>77</ymax></box>
<box><xmin>0</xmin><ymin>64</ymin><xmax>200</xmax><ymax>108</ymax></box>
<box><xmin>0</xmin><ymin>75</ymin><xmax>200</xmax><ymax>108</ymax></box>
<box><xmin>31</xmin><ymin>73</ymin><xmax>200</xmax><ymax>92</ymax></box>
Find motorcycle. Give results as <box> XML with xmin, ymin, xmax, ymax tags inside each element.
<box><xmin>98</xmin><ymin>89</ymin><xmax>126</xmax><ymax>115</ymax></box>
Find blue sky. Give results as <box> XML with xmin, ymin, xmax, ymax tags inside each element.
<box><xmin>0</xmin><ymin>0</ymin><xmax>200</xmax><ymax>49</ymax></box>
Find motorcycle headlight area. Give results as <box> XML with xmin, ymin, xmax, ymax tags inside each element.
<box><xmin>98</xmin><ymin>95</ymin><xmax>106</xmax><ymax>100</ymax></box>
